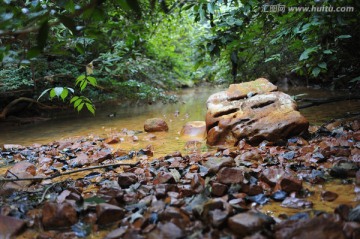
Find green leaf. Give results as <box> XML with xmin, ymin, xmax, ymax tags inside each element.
<box><xmin>299</xmin><ymin>47</ymin><xmax>318</xmax><ymax>61</ymax></box>
<box><xmin>350</xmin><ymin>76</ymin><xmax>360</xmax><ymax>83</ymax></box>
<box><xmin>77</xmin><ymin>102</ymin><xmax>85</xmax><ymax>112</ymax></box>
<box><xmin>75</xmin><ymin>75</ymin><xmax>86</xmax><ymax>85</ymax></box>
<box><xmin>65</xmin><ymin>0</ymin><xmax>75</xmax><ymax>13</ymax></box>
<box><xmin>49</xmin><ymin>88</ymin><xmax>56</xmax><ymax>99</ymax></box>
<box><xmin>336</xmin><ymin>35</ymin><xmax>351</xmax><ymax>39</ymax></box>
<box><xmin>70</xmin><ymin>96</ymin><xmax>79</xmax><ymax>103</ymax></box>
<box><xmin>75</xmin><ymin>44</ymin><xmax>85</xmax><ymax>54</ymax></box>
<box><xmin>323</xmin><ymin>50</ymin><xmax>333</xmax><ymax>54</ymax></box>
<box><xmin>318</xmin><ymin>62</ymin><xmax>327</xmax><ymax>69</ymax></box>
<box><xmin>312</xmin><ymin>67</ymin><xmax>321</xmax><ymax>77</ymax></box>
<box><xmin>80</xmin><ymin>80</ymin><xmax>88</xmax><ymax>91</ymax></box>
<box><xmin>60</xmin><ymin>88</ymin><xmax>69</xmax><ymax>101</ymax></box>
<box><xmin>37</xmin><ymin>20</ymin><xmax>49</xmax><ymax>50</ymax></box>
<box><xmin>74</xmin><ymin>99</ymin><xmax>82</xmax><ymax>108</ymax></box>
<box><xmin>87</xmin><ymin>76</ymin><xmax>97</xmax><ymax>86</ymax></box>
<box><xmin>85</xmin><ymin>103</ymin><xmax>95</xmax><ymax>115</ymax></box>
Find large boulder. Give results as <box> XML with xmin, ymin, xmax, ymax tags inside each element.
<box><xmin>206</xmin><ymin>78</ymin><xmax>308</xmax><ymax>146</ymax></box>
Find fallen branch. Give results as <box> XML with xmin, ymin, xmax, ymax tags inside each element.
<box><xmin>0</xmin><ymin>97</ymin><xmax>56</xmax><ymax>120</ymax></box>
<box><xmin>0</xmin><ymin>161</ymin><xmax>139</xmax><ymax>182</ymax></box>
<box><xmin>298</xmin><ymin>95</ymin><xmax>360</xmax><ymax>109</ymax></box>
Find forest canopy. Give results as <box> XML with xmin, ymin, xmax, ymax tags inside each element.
<box><xmin>0</xmin><ymin>0</ymin><xmax>359</xmax><ymax>116</ymax></box>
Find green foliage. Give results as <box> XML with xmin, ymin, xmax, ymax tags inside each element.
<box><xmin>0</xmin><ymin>66</ymin><xmax>33</xmax><ymax>92</ymax></box>
<box><xmin>185</xmin><ymin>0</ymin><xmax>360</xmax><ymax>86</ymax></box>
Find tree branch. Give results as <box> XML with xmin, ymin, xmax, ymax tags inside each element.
<box><xmin>1</xmin><ymin>161</ymin><xmax>139</xmax><ymax>182</ymax></box>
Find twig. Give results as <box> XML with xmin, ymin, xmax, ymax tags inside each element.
<box><xmin>0</xmin><ymin>161</ymin><xmax>139</xmax><ymax>182</ymax></box>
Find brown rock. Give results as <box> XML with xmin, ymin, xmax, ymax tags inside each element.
<box><xmin>118</xmin><ymin>172</ymin><xmax>137</xmax><ymax>188</ymax></box>
<box><xmin>203</xmin><ymin>157</ymin><xmax>235</xmax><ymax>174</ymax></box>
<box><xmin>2</xmin><ymin>161</ymin><xmax>37</xmax><ymax>192</ymax></box>
<box><xmin>0</xmin><ymin>215</ymin><xmax>26</xmax><ymax>238</ymax></box>
<box><xmin>278</xmin><ymin>174</ymin><xmax>302</xmax><ymax>193</ymax></box>
<box><xmin>144</xmin><ymin>118</ymin><xmax>169</xmax><ymax>132</ymax></box>
<box><xmin>105</xmin><ymin>227</ymin><xmax>127</xmax><ymax>239</ymax></box>
<box><xmin>211</xmin><ymin>182</ymin><xmax>228</xmax><ymax>197</ymax></box>
<box><xmin>275</xmin><ymin>215</ymin><xmax>346</xmax><ymax>239</ymax></box>
<box><xmin>206</xmin><ymin>78</ymin><xmax>308</xmax><ymax>146</ymax></box>
<box><xmin>96</xmin><ymin>203</ymin><xmax>126</xmax><ymax>225</ymax></box>
<box><xmin>227</xmin><ymin>210</ymin><xmax>275</xmax><ymax>237</ymax></box>
<box><xmin>217</xmin><ymin>167</ymin><xmax>244</xmax><ymax>184</ymax></box>
<box><xmin>42</xmin><ymin>202</ymin><xmax>78</xmax><ymax>229</ymax></box>
<box><xmin>260</xmin><ymin>167</ymin><xmax>285</xmax><ymax>187</ymax></box>
<box><xmin>356</xmin><ymin>170</ymin><xmax>360</xmax><ymax>186</ymax></box>
<box><xmin>191</xmin><ymin>174</ymin><xmax>205</xmax><ymax>193</ymax></box>
<box><xmin>153</xmin><ymin>172</ymin><xmax>175</xmax><ymax>184</ymax></box>
<box><xmin>180</xmin><ymin>121</ymin><xmax>207</xmax><ymax>140</ymax></box>
<box><xmin>148</xmin><ymin>222</ymin><xmax>184</xmax><ymax>239</ymax></box>
<box><xmin>321</xmin><ymin>191</ymin><xmax>339</xmax><ymax>202</ymax></box>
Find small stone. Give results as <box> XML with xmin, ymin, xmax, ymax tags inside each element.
<box><xmin>96</xmin><ymin>203</ymin><xmax>126</xmax><ymax>225</ymax></box>
<box><xmin>321</xmin><ymin>191</ymin><xmax>338</xmax><ymax>202</ymax></box>
<box><xmin>217</xmin><ymin>167</ymin><xmax>244</xmax><ymax>184</ymax></box>
<box><xmin>203</xmin><ymin>157</ymin><xmax>235</xmax><ymax>174</ymax></box>
<box><xmin>278</xmin><ymin>174</ymin><xmax>302</xmax><ymax>193</ymax></box>
<box><xmin>271</xmin><ymin>190</ymin><xmax>287</xmax><ymax>202</ymax></box>
<box><xmin>148</xmin><ymin>222</ymin><xmax>184</xmax><ymax>239</ymax></box>
<box><xmin>153</xmin><ymin>172</ymin><xmax>175</xmax><ymax>184</ymax></box>
<box><xmin>211</xmin><ymin>182</ymin><xmax>228</xmax><ymax>197</ymax></box>
<box><xmin>2</xmin><ymin>144</ymin><xmax>24</xmax><ymax>150</ymax></box>
<box><xmin>260</xmin><ymin>167</ymin><xmax>285</xmax><ymax>187</ymax></box>
<box><xmin>191</xmin><ymin>174</ymin><xmax>205</xmax><ymax>193</ymax></box>
<box><xmin>118</xmin><ymin>172</ymin><xmax>137</xmax><ymax>188</ymax></box>
<box><xmin>144</xmin><ymin>118</ymin><xmax>169</xmax><ymax>132</ymax></box>
<box><xmin>330</xmin><ymin>161</ymin><xmax>359</xmax><ymax>178</ymax></box>
<box><xmin>227</xmin><ymin>210</ymin><xmax>275</xmax><ymax>237</ymax></box>
<box><xmin>105</xmin><ymin>137</ymin><xmax>120</xmax><ymax>144</ymax></box>
<box><xmin>281</xmin><ymin>197</ymin><xmax>313</xmax><ymax>209</ymax></box>
<box><xmin>42</xmin><ymin>202</ymin><xmax>78</xmax><ymax>229</ymax></box>
<box><xmin>208</xmin><ymin>209</ymin><xmax>228</xmax><ymax>227</ymax></box>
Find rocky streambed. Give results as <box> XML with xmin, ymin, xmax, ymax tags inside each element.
<box><xmin>0</xmin><ymin>116</ymin><xmax>359</xmax><ymax>238</ymax></box>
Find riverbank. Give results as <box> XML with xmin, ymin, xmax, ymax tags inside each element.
<box><xmin>0</xmin><ymin>116</ymin><xmax>359</xmax><ymax>238</ymax></box>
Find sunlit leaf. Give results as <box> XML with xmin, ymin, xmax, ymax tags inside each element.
<box><xmin>312</xmin><ymin>67</ymin><xmax>321</xmax><ymax>77</ymax></box>
<box><xmin>77</xmin><ymin>102</ymin><xmax>84</xmax><ymax>111</ymax></box>
<box><xmin>87</xmin><ymin>76</ymin><xmax>97</xmax><ymax>86</ymax></box>
<box><xmin>80</xmin><ymin>80</ymin><xmax>88</xmax><ymax>91</ymax></box>
<box><xmin>70</xmin><ymin>96</ymin><xmax>79</xmax><ymax>103</ymax></box>
<box><xmin>60</xmin><ymin>88</ymin><xmax>69</xmax><ymax>101</ymax></box>
<box><xmin>74</xmin><ymin>98</ymin><xmax>82</xmax><ymax>107</ymax></box>
<box><xmin>49</xmin><ymin>88</ymin><xmax>56</xmax><ymax>98</ymax></box>
<box><xmin>76</xmin><ymin>75</ymin><xmax>86</xmax><ymax>85</ymax></box>
<box><xmin>85</xmin><ymin>103</ymin><xmax>95</xmax><ymax>115</ymax></box>
<box><xmin>336</xmin><ymin>35</ymin><xmax>351</xmax><ymax>39</ymax></box>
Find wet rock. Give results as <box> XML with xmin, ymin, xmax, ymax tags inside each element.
<box><xmin>277</xmin><ymin>174</ymin><xmax>302</xmax><ymax>193</ymax></box>
<box><xmin>211</xmin><ymin>182</ymin><xmax>228</xmax><ymax>197</ymax></box>
<box><xmin>70</xmin><ymin>152</ymin><xmax>90</xmax><ymax>167</ymax></box>
<box><xmin>118</xmin><ymin>172</ymin><xmax>138</xmax><ymax>188</ymax></box>
<box><xmin>2</xmin><ymin>161</ymin><xmax>37</xmax><ymax>193</ymax></box>
<box><xmin>330</xmin><ymin>161</ymin><xmax>359</xmax><ymax>178</ymax></box>
<box><xmin>217</xmin><ymin>167</ymin><xmax>244</xmax><ymax>184</ymax></box>
<box><xmin>227</xmin><ymin>210</ymin><xmax>275</xmax><ymax>237</ymax></box>
<box><xmin>205</xmin><ymin>78</ymin><xmax>309</xmax><ymax>146</ymax></box>
<box><xmin>148</xmin><ymin>222</ymin><xmax>184</xmax><ymax>239</ymax></box>
<box><xmin>281</xmin><ymin>197</ymin><xmax>313</xmax><ymax>209</ymax></box>
<box><xmin>105</xmin><ymin>137</ymin><xmax>120</xmax><ymax>144</ymax></box>
<box><xmin>321</xmin><ymin>191</ymin><xmax>338</xmax><ymax>202</ymax></box>
<box><xmin>349</xmin><ymin>205</ymin><xmax>360</xmax><ymax>223</ymax></box>
<box><xmin>180</xmin><ymin>121</ymin><xmax>207</xmax><ymax>140</ymax></box>
<box><xmin>343</xmin><ymin>222</ymin><xmax>360</xmax><ymax>239</ymax></box>
<box><xmin>203</xmin><ymin>157</ymin><xmax>235</xmax><ymax>174</ymax></box>
<box><xmin>246</xmin><ymin>194</ymin><xmax>269</xmax><ymax>205</ymax></box>
<box><xmin>271</xmin><ymin>190</ymin><xmax>287</xmax><ymax>202</ymax></box>
<box><xmin>144</xmin><ymin>118</ymin><xmax>169</xmax><ymax>132</ymax></box>
<box><xmin>335</xmin><ymin>204</ymin><xmax>352</xmax><ymax>221</ymax></box>
<box><xmin>356</xmin><ymin>170</ymin><xmax>360</xmax><ymax>186</ymax></box>
<box><xmin>260</xmin><ymin>167</ymin><xmax>285</xmax><ymax>187</ymax></box>
<box><xmin>2</xmin><ymin>144</ymin><xmax>25</xmax><ymax>150</ymax></box>
<box><xmin>105</xmin><ymin>227</ymin><xmax>127</xmax><ymax>239</ymax></box>
<box><xmin>42</xmin><ymin>202</ymin><xmax>78</xmax><ymax>229</ymax></box>
<box><xmin>191</xmin><ymin>174</ymin><xmax>205</xmax><ymax>193</ymax></box>
<box><xmin>208</xmin><ymin>209</ymin><xmax>229</xmax><ymax>227</ymax></box>
<box><xmin>275</xmin><ymin>215</ymin><xmax>346</xmax><ymax>239</ymax></box>
<box><xmin>0</xmin><ymin>215</ymin><xmax>26</xmax><ymax>238</ymax></box>
<box><xmin>96</xmin><ymin>203</ymin><xmax>126</xmax><ymax>225</ymax></box>
<box><xmin>153</xmin><ymin>171</ymin><xmax>176</xmax><ymax>184</ymax></box>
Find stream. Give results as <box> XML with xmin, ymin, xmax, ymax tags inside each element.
<box><xmin>1</xmin><ymin>86</ymin><xmax>359</xmax><ymax>157</ymax></box>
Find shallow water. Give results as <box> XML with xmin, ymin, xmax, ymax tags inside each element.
<box><xmin>0</xmin><ymin>86</ymin><xmax>359</xmax><ymax>157</ymax></box>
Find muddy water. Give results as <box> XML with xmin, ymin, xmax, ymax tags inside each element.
<box><xmin>1</xmin><ymin>86</ymin><xmax>359</xmax><ymax>156</ymax></box>
<box><xmin>1</xmin><ymin>86</ymin><xmax>360</xmax><ymax>234</ymax></box>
